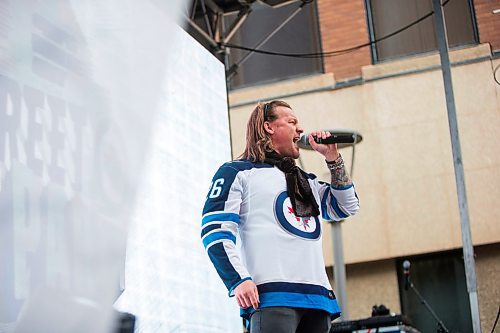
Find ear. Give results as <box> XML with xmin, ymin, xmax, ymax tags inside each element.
<box><xmin>263</xmin><ymin>121</ymin><xmax>274</xmax><ymax>135</ymax></box>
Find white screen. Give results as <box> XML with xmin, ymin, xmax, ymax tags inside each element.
<box><xmin>113</xmin><ymin>21</ymin><xmax>242</xmax><ymax>333</ymax></box>
<box><xmin>0</xmin><ymin>0</ymin><xmax>240</xmax><ymax>332</ymax></box>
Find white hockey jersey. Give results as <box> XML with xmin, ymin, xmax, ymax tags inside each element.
<box><xmin>201</xmin><ymin>159</ymin><xmax>359</xmax><ymax>319</ymax></box>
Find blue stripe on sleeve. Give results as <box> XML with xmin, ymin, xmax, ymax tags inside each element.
<box><xmin>202</xmin><ymin>212</ymin><xmax>240</xmax><ymax>225</ymax></box>
<box><xmin>201</xmin><ymin>223</ymin><xmax>221</xmax><ymax>238</ymax></box>
<box><xmin>321</xmin><ymin>190</ymin><xmax>330</xmax><ymax>220</ymax></box>
<box><xmin>207</xmin><ymin>242</ymin><xmax>242</xmax><ymax>290</ymax></box>
<box><xmin>202</xmin><ymin>231</ymin><xmax>236</xmax><ymax>249</ymax></box>
<box><xmin>329</xmin><ymin>192</ymin><xmax>349</xmax><ymax>219</ymax></box>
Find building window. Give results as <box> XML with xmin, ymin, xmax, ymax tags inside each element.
<box><xmin>366</xmin><ymin>0</ymin><xmax>477</xmax><ymax>62</ymax></box>
<box><xmin>226</xmin><ymin>2</ymin><xmax>323</xmax><ymax>90</ymax></box>
<box><xmin>397</xmin><ymin>251</ymin><xmax>473</xmax><ymax>332</ymax></box>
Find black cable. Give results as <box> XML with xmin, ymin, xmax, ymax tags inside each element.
<box><xmin>491</xmin><ymin>305</ymin><xmax>500</xmax><ymax>333</ymax></box>
<box><xmin>220</xmin><ymin>0</ymin><xmax>451</xmax><ymax>59</ymax></box>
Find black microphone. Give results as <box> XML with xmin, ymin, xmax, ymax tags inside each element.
<box><xmin>403</xmin><ymin>260</ymin><xmax>411</xmax><ymax>291</ymax></box>
<box><xmin>298</xmin><ymin>133</ymin><xmax>356</xmax><ymax>146</ymax></box>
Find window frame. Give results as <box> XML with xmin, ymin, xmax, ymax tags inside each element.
<box><xmin>364</xmin><ymin>0</ymin><xmax>480</xmax><ymax>64</ymax></box>
<box><xmin>226</xmin><ymin>1</ymin><xmax>324</xmax><ymax>90</ymax></box>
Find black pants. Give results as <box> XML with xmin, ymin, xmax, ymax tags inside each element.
<box><xmin>250</xmin><ymin>307</ymin><xmax>332</xmax><ymax>333</ymax></box>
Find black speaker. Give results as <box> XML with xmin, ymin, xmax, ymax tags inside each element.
<box><xmin>115</xmin><ymin>311</ymin><xmax>136</xmax><ymax>333</ymax></box>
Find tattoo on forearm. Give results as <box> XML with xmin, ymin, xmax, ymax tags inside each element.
<box><xmin>326</xmin><ymin>154</ymin><xmax>353</xmax><ymax>188</ymax></box>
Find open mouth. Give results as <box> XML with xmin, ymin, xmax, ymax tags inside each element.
<box><xmin>293</xmin><ymin>136</ymin><xmax>300</xmax><ymax>143</ymax></box>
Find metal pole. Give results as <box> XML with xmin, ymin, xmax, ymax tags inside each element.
<box><xmin>409</xmin><ymin>281</ymin><xmax>449</xmax><ymax>333</ymax></box>
<box><xmin>331</xmin><ymin>138</ymin><xmax>356</xmax><ymax>321</ymax></box>
<box><xmin>331</xmin><ymin>222</ymin><xmax>348</xmax><ymax>320</ymax></box>
<box><xmin>200</xmin><ymin>0</ymin><xmax>213</xmax><ymax>38</ymax></box>
<box><xmin>431</xmin><ymin>1</ymin><xmax>481</xmax><ymax>332</ymax></box>
<box><xmin>223</xmin><ymin>7</ymin><xmax>251</xmax><ymax>43</ymax></box>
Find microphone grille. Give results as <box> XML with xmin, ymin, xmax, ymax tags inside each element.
<box><xmin>403</xmin><ymin>260</ymin><xmax>410</xmax><ymax>270</ymax></box>
<box><xmin>297</xmin><ymin>135</ymin><xmax>311</xmax><ymax>148</ymax></box>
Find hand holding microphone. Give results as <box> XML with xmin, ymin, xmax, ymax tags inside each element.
<box><xmin>304</xmin><ymin>131</ymin><xmax>342</xmax><ymax>161</ymax></box>
<box><xmin>297</xmin><ymin>130</ymin><xmax>359</xmax><ymax>161</ymax></box>
<box><xmin>298</xmin><ymin>132</ymin><xmax>356</xmax><ymax>146</ymax></box>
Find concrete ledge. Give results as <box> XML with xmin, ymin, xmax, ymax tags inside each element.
<box><xmin>229</xmin><ymin>73</ymin><xmax>335</xmax><ymax>107</ymax></box>
<box><xmin>228</xmin><ymin>44</ymin><xmax>492</xmax><ymax>108</ymax></box>
<box><xmin>362</xmin><ymin>43</ymin><xmax>492</xmax><ymax>81</ymax></box>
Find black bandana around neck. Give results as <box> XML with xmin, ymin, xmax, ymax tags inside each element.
<box><xmin>264</xmin><ymin>151</ymin><xmax>320</xmax><ymax>218</ymax></box>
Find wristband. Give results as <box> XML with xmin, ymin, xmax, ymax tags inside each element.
<box><xmin>326</xmin><ymin>154</ymin><xmax>344</xmax><ymax>171</ymax></box>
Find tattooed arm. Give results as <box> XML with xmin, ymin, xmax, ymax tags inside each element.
<box><xmin>326</xmin><ymin>154</ymin><xmax>353</xmax><ymax>189</ymax></box>
<box><xmin>306</xmin><ymin>130</ymin><xmax>353</xmax><ymax>188</ymax></box>
<box><xmin>307</xmin><ymin>131</ymin><xmax>358</xmax><ymax>218</ymax></box>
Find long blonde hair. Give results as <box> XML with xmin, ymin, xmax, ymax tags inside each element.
<box><xmin>238</xmin><ymin>100</ymin><xmax>291</xmax><ymax>162</ymax></box>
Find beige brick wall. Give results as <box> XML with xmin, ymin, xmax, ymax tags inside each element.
<box><xmin>343</xmin><ymin>260</ymin><xmax>401</xmax><ymax>320</ymax></box>
<box><xmin>317</xmin><ymin>0</ymin><xmax>372</xmax><ymax>81</ymax></box>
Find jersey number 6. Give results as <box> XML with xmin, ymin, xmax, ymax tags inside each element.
<box><xmin>208</xmin><ymin>178</ymin><xmax>224</xmax><ymax>199</ymax></box>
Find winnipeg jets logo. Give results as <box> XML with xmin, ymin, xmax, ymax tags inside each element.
<box><xmin>287</xmin><ymin>206</ymin><xmax>311</xmax><ymax>230</ymax></box>
<box><xmin>274</xmin><ymin>191</ymin><xmax>321</xmax><ymax>240</ymax></box>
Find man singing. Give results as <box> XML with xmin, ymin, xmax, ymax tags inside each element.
<box><xmin>201</xmin><ymin>100</ymin><xmax>359</xmax><ymax>333</ymax></box>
